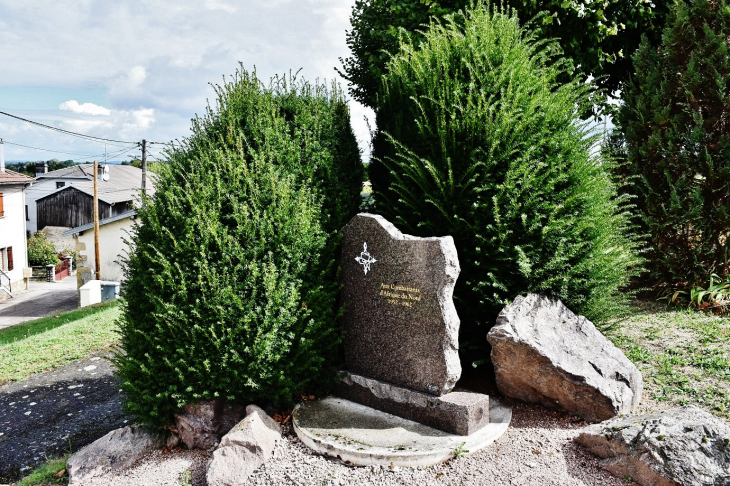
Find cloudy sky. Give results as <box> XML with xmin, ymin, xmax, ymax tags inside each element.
<box><xmin>0</xmin><ymin>0</ymin><xmax>374</xmax><ymax>163</ymax></box>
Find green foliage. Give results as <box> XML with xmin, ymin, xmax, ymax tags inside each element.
<box><xmin>663</xmin><ymin>274</ymin><xmax>730</xmax><ymax>314</ymax></box>
<box><xmin>116</xmin><ymin>66</ymin><xmax>362</xmax><ymax>428</ymax></box>
<box><xmin>453</xmin><ymin>441</ymin><xmax>469</xmax><ymax>458</ymax></box>
<box><xmin>340</xmin><ymin>0</ymin><xmax>669</xmax><ymax>108</ymax></box>
<box><xmin>618</xmin><ymin>0</ymin><xmax>730</xmax><ymax>286</ymax></box>
<box><xmin>6</xmin><ymin>159</ymin><xmax>76</xmax><ymax>177</ymax></box>
<box><xmin>122</xmin><ymin>158</ymin><xmax>142</xmax><ymax>168</ymax></box>
<box><xmin>371</xmin><ymin>4</ymin><xmax>643</xmax><ymax>348</ymax></box>
<box><xmin>27</xmin><ymin>232</ymin><xmax>59</xmax><ymax>266</ymax></box>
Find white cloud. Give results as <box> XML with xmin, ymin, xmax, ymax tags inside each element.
<box><xmin>128</xmin><ymin>66</ymin><xmax>147</xmax><ymax>86</ymax></box>
<box><xmin>62</xmin><ymin>118</ymin><xmax>113</xmax><ymax>133</ymax></box>
<box><xmin>59</xmin><ymin>100</ymin><xmax>111</xmax><ymax>116</ymax></box>
<box><xmin>204</xmin><ymin>0</ymin><xmax>236</xmax><ymax>13</ymax></box>
<box><xmin>123</xmin><ymin>108</ymin><xmax>155</xmax><ymax>131</ymax></box>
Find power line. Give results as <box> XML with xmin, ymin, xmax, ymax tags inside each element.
<box><xmin>3</xmin><ymin>140</ymin><xmax>109</xmax><ymax>158</ymax></box>
<box><xmin>0</xmin><ymin>110</ymin><xmax>139</xmax><ymax>147</ymax></box>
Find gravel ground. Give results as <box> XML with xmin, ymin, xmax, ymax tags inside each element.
<box><xmin>84</xmin><ymin>449</ymin><xmax>210</xmax><ymax>486</ymax></box>
<box><xmin>0</xmin><ymin>351</ymin><xmax>129</xmax><ymax>482</ymax></box>
<box><xmin>88</xmin><ymin>400</ymin><xmax>633</xmax><ymax>486</ymax></box>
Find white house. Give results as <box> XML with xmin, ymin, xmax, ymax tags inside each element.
<box><xmin>25</xmin><ymin>163</ymin><xmax>154</xmax><ymax>234</ymax></box>
<box><xmin>0</xmin><ymin>141</ymin><xmax>33</xmax><ymax>299</ymax></box>
<box><xmin>63</xmin><ymin>209</ymin><xmax>137</xmax><ymax>286</ymax></box>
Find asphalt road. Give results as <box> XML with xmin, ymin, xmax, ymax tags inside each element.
<box><xmin>0</xmin><ymin>276</ymin><xmax>79</xmax><ymax>330</ymax></box>
<box><xmin>0</xmin><ymin>351</ymin><xmax>129</xmax><ymax>482</ymax></box>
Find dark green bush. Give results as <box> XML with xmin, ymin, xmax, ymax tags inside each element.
<box><xmin>371</xmin><ymin>4</ymin><xmax>643</xmax><ymax>349</ymax></box>
<box><xmin>618</xmin><ymin>0</ymin><xmax>730</xmax><ymax>285</ymax></box>
<box><xmin>27</xmin><ymin>232</ymin><xmax>59</xmax><ymax>266</ymax></box>
<box><xmin>116</xmin><ymin>67</ymin><xmax>362</xmax><ymax>428</ymax></box>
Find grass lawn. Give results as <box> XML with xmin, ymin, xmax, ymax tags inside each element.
<box><xmin>14</xmin><ymin>455</ymin><xmax>69</xmax><ymax>486</ymax></box>
<box><xmin>0</xmin><ymin>301</ymin><xmax>121</xmax><ymax>386</ymax></box>
<box><xmin>609</xmin><ymin>301</ymin><xmax>730</xmax><ymax>418</ymax></box>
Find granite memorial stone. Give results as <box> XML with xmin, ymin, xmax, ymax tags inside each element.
<box><xmin>336</xmin><ymin>213</ymin><xmax>490</xmax><ymax>436</ymax></box>
<box><xmin>340</xmin><ymin>213</ymin><xmax>461</xmax><ymax>395</ymax></box>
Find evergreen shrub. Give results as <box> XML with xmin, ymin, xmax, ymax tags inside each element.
<box><xmin>27</xmin><ymin>232</ymin><xmax>59</xmax><ymax>266</ymax></box>
<box><xmin>371</xmin><ymin>4</ymin><xmax>643</xmax><ymax>348</ymax></box>
<box><xmin>116</xmin><ymin>67</ymin><xmax>362</xmax><ymax>428</ymax></box>
<box><xmin>618</xmin><ymin>0</ymin><xmax>730</xmax><ymax>285</ymax></box>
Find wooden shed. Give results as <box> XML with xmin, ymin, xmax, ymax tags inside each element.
<box><xmin>36</xmin><ymin>184</ymin><xmax>135</xmax><ymax>230</ymax></box>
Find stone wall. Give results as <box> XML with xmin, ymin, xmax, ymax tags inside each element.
<box><xmin>75</xmin><ymin>240</ymin><xmax>95</xmax><ymax>300</ymax></box>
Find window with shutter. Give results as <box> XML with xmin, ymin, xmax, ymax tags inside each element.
<box><xmin>0</xmin><ymin>193</ymin><xmax>4</xmax><ymax>217</ymax></box>
<box><xmin>7</xmin><ymin>247</ymin><xmax>13</xmax><ymax>271</ymax></box>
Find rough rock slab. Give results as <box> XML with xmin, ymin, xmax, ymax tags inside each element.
<box><xmin>218</xmin><ymin>408</ymin><xmax>281</xmax><ymax>459</ymax></box>
<box><xmin>335</xmin><ymin>371</ymin><xmax>489</xmax><ymax>435</ymax></box>
<box><xmin>293</xmin><ymin>397</ymin><xmax>511</xmax><ymax>467</ymax></box>
<box><xmin>207</xmin><ymin>446</ymin><xmax>262</xmax><ymax>486</ymax></box>
<box><xmin>576</xmin><ymin>406</ymin><xmax>730</xmax><ymax>486</ymax></box>
<box><xmin>487</xmin><ymin>294</ymin><xmax>642</xmax><ymax>422</ymax></box>
<box><xmin>66</xmin><ymin>425</ymin><xmax>164</xmax><ymax>485</ymax></box>
<box><xmin>245</xmin><ymin>404</ymin><xmax>281</xmax><ymax>435</ymax></box>
<box><xmin>340</xmin><ymin>213</ymin><xmax>461</xmax><ymax>396</ymax></box>
<box><xmin>207</xmin><ymin>405</ymin><xmax>282</xmax><ymax>486</ymax></box>
<box><xmin>174</xmin><ymin>399</ymin><xmax>245</xmax><ymax>450</ymax></box>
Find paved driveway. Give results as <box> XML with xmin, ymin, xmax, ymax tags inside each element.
<box><xmin>0</xmin><ymin>276</ymin><xmax>78</xmax><ymax>330</ymax></box>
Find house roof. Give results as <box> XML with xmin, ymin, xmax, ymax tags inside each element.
<box><xmin>36</xmin><ymin>164</ymin><xmax>157</xmax><ymax>191</ymax></box>
<box><xmin>0</xmin><ymin>169</ymin><xmax>34</xmax><ymax>185</ymax></box>
<box><xmin>62</xmin><ymin>209</ymin><xmax>138</xmax><ymax>236</ymax></box>
<box><xmin>35</xmin><ymin>182</ymin><xmax>145</xmax><ymax>205</ymax></box>
<box><xmin>37</xmin><ymin>164</ymin><xmax>92</xmax><ymax>179</ymax></box>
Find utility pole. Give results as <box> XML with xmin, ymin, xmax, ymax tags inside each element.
<box><xmin>93</xmin><ymin>160</ymin><xmax>101</xmax><ymax>281</ymax></box>
<box><xmin>141</xmin><ymin>139</ymin><xmax>147</xmax><ymax>195</ymax></box>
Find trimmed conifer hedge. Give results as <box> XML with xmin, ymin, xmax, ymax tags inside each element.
<box><xmin>116</xmin><ymin>67</ymin><xmax>362</xmax><ymax>427</ymax></box>
<box><xmin>619</xmin><ymin>0</ymin><xmax>730</xmax><ymax>285</ymax></box>
<box><xmin>370</xmin><ymin>4</ymin><xmax>643</xmax><ymax>350</ymax></box>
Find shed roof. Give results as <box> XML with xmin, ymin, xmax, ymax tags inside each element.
<box><xmin>62</xmin><ymin>209</ymin><xmax>138</xmax><ymax>236</ymax></box>
<box><xmin>36</xmin><ymin>183</ymin><xmax>143</xmax><ymax>205</ymax></box>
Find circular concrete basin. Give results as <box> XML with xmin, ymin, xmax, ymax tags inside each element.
<box><xmin>293</xmin><ymin>396</ymin><xmax>511</xmax><ymax>467</ymax></box>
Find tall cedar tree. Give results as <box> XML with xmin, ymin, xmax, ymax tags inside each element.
<box><xmin>619</xmin><ymin>0</ymin><xmax>730</xmax><ymax>285</ymax></box>
<box><xmin>116</xmin><ymin>67</ymin><xmax>362</xmax><ymax>428</ymax></box>
<box><xmin>340</xmin><ymin>0</ymin><xmax>670</xmax><ymax>109</ymax></box>
<box><xmin>372</xmin><ymin>5</ymin><xmax>642</xmax><ymax>360</ymax></box>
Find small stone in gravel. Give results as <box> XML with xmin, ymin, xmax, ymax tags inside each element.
<box><xmin>84</xmin><ymin>366</ymin><xmax>97</xmax><ymax>371</ymax></box>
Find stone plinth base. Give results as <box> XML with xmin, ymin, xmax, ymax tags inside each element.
<box><xmin>334</xmin><ymin>372</ymin><xmax>490</xmax><ymax>436</ymax></box>
<box><xmin>293</xmin><ymin>397</ymin><xmax>511</xmax><ymax>467</ymax></box>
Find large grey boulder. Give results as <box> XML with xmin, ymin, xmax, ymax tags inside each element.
<box><xmin>174</xmin><ymin>399</ymin><xmax>245</xmax><ymax>450</ymax></box>
<box><xmin>66</xmin><ymin>425</ymin><xmax>164</xmax><ymax>485</ymax></box>
<box><xmin>576</xmin><ymin>406</ymin><xmax>730</xmax><ymax>486</ymax></box>
<box><xmin>487</xmin><ymin>294</ymin><xmax>642</xmax><ymax>422</ymax></box>
<box><xmin>206</xmin><ymin>405</ymin><xmax>282</xmax><ymax>486</ymax></box>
